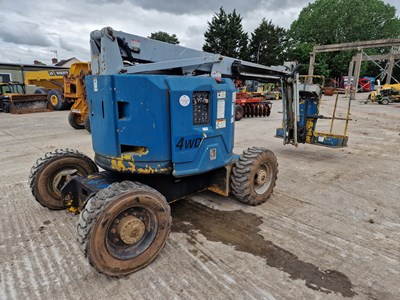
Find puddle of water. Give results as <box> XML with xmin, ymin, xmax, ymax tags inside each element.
<box><xmin>171</xmin><ymin>200</ymin><xmax>356</xmax><ymax>297</ymax></box>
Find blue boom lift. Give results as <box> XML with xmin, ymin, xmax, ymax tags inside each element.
<box><xmin>29</xmin><ymin>27</ymin><xmax>347</xmax><ymax>277</ymax></box>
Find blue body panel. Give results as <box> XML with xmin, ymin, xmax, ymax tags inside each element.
<box><xmin>311</xmin><ymin>133</ymin><xmax>348</xmax><ymax>147</ymax></box>
<box><xmin>86</xmin><ymin>74</ymin><xmax>236</xmax><ymax>177</ymax></box>
<box><xmin>298</xmin><ymin>98</ymin><xmax>319</xmax><ymax>128</ymax></box>
<box><xmin>166</xmin><ymin>77</ymin><xmax>236</xmax><ymax>176</ymax></box>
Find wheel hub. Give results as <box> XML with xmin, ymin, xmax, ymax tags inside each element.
<box><xmin>50</xmin><ymin>95</ymin><xmax>58</xmax><ymax>106</ymax></box>
<box><xmin>256</xmin><ymin>169</ymin><xmax>268</xmax><ymax>186</ymax></box>
<box><xmin>117</xmin><ymin>216</ymin><xmax>145</xmax><ymax>245</ymax></box>
<box><xmin>52</xmin><ymin>169</ymin><xmax>78</xmax><ymax>196</ymax></box>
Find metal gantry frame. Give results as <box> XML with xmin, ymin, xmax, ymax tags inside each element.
<box><xmin>348</xmin><ymin>51</ymin><xmax>400</xmax><ymax>92</ymax></box>
<box><xmin>307</xmin><ymin>39</ymin><xmax>400</xmax><ymax>99</ymax></box>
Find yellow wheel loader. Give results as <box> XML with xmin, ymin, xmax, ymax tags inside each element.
<box><xmin>25</xmin><ymin>62</ymin><xmax>91</xmax><ymax>130</ymax></box>
<box><xmin>0</xmin><ymin>82</ymin><xmax>52</xmax><ymax>114</ymax></box>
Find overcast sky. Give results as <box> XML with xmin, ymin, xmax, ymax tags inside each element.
<box><xmin>0</xmin><ymin>0</ymin><xmax>399</xmax><ymax>65</ymax></box>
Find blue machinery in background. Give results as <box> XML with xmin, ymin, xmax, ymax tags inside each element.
<box><xmin>29</xmin><ymin>27</ymin><xmax>351</xmax><ymax>277</ymax></box>
<box><xmin>276</xmin><ymin>75</ymin><xmax>350</xmax><ymax>148</ymax></box>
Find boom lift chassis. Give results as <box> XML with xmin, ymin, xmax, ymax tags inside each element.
<box><xmin>29</xmin><ymin>27</ymin><xmax>342</xmax><ymax>276</ymax></box>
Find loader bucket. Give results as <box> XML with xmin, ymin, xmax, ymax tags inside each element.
<box><xmin>9</xmin><ymin>94</ymin><xmax>53</xmax><ymax>114</ymax></box>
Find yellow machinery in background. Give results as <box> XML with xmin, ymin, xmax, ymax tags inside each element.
<box><xmin>64</xmin><ymin>63</ymin><xmax>91</xmax><ymax>130</ymax></box>
<box><xmin>264</xmin><ymin>83</ymin><xmax>281</xmax><ymax>100</ymax></box>
<box><xmin>25</xmin><ymin>68</ymin><xmax>67</xmax><ymax>109</ymax></box>
<box><xmin>369</xmin><ymin>83</ymin><xmax>400</xmax><ymax>105</ymax></box>
<box><xmin>0</xmin><ymin>82</ymin><xmax>52</xmax><ymax>114</ymax></box>
<box><xmin>25</xmin><ymin>62</ymin><xmax>91</xmax><ymax>130</ymax></box>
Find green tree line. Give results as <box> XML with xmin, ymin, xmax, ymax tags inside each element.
<box><xmin>150</xmin><ymin>0</ymin><xmax>400</xmax><ymax>79</ymax></box>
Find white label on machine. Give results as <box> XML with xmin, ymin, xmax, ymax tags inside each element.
<box><xmin>318</xmin><ymin>136</ymin><xmax>325</xmax><ymax>142</ymax></box>
<box><xmin>131</xmin><ymin>40</ymin><xmax>141</xmax><ymax>52</ymax></box>
<box><xmin>93</xmin><ymin>77</ymin><xmax>98</xmax><ymax>92</ymax></box>
<box><xmin>217</xmin><ymin>100</ymin><xmax>225</xmax><ymax>119</ymax></box>
<box><xmin>179</xmin><ymin>95</ymin><xmax>190</xmax><ymax>107</ymax></box>
<box><xmin>210</xmin><ymin>148</ymin><xmax>217</xmax><ymax>160</ymax></box>
<box><xmin>217</xmin><ymin>91</ymin><xmax>226</xmax><ymax>99</ymax></box>
<box><xmin>216</xmin><ymin>119</ymin><xmax>226</xmax><ymax>129</ymax></box>
<box><xmin>231</xmin><ymin>92</ymin><xmax>236</xmax><ymax>123</ymax></box>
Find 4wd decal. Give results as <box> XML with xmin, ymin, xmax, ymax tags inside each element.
<box><xmin>175</xmin><ymin>136</ymin><xmax>204</xmax><ymax>150</ymax></box>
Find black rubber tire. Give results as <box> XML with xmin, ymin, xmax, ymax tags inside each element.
<box><xmin>47</xmin><ymin>89</ymin><xmax>68</xmax><ymax>110</ymax></box>
<box><xmin>77</xmin><ymin>181</ymin><xmax>171</xmax><ymax>277</ymax></box>
<box><xmin>84</xmin><ymin>115</ymin><xmax>91</xmax><ymax>133</ymax></box>
<box><xmin>381</xmin><ymin>98</ymin><xmax>389</xmax><ymax>105</ymax></box>
<box><xmin>231</xmin><ymin>147</ymin><xmax>278</xmax><ymax>206</ymax></box>
<box><xmin>265</xmin><ymin>104</ymin><xmax>271</xmax><ymax>117</ymax></box>
<box><xmin>34</xmin><ymin>88</ymin><xmax>50</xmax><ymax>94</ymax></box>
<box><xmin>68</xmin><ymin>112</ymin><xmax>85</xmax><ymax>130</ymax></box>
<box><xmin>1</xmin><ymin>101</ymin><xmax>10</xmax><ymax>113</ymax></box>
<box><xmin>29</xmin><ymin>149</ymin><xmax>98</xmax><ymax>210</ymax></box>
<box><xmin>235</xmin><ymin>105</ymin><xmax>244</xmax><ymax>121</ymax></box>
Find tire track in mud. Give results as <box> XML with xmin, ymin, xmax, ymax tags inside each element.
<box><xmin>171</xmin><ymin>200</ymin><xmax>357</xmax><ymax>298</ymax></box>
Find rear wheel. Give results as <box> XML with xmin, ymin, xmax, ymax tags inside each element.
<box><xmin>77</xmin><ymin>181</ymin><xmax>171</xmax><ymax>277</ymax></box>
<box><xmin>231</xmin><ymin>147</ymin><xmax>278</xmax><ymax>206</ymax></box>
<box><xmin>47</xmin><ymin>89</ymin><xmax>68</xmax><ymax>110</ymax></box>
<box><xmin>29</xmin><ymin>149</ymin><xmax>98</xmax><ymax>210</ymax></box>
<box><xmin>68</xmin><ymin>112</ymin><xmax>85</xmax><ymax>129</ymax></box>
<box><xmin>235</xmin><ymin>105</ymin><xmax>244</xmax><ymax>121</ymax></box>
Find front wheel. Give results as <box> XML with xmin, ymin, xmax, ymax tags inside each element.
<box><xmin>231</xmin><ymin>147</ymin><xmax>278</xmax><ymax>206</ymax></box>
<box><xmin>68</xmin><ymin>112</ymin><xmax>85</xmax><ymax>129</ymax></box>
<box><xmin>29</xmin><ymin>149</ymin><xmax>98</xmax><ymax>210</ymax></box>
<box><xmin>381</xmin><ymin>98</ymin><xmax>389</xmax><ymax>105</ymax></box>
<box><xmin>77</xmin><ymin>181</ymin><xmax>171</xmax><ymax>277</ymax></box>
<box><xmin>1</xmin><ymin>101</ymin><xmax>10</xmax><ymax>113</ymax></box>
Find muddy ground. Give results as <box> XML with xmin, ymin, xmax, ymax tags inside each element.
<box><xmin>0</xmin><ymin>94</ymin><xmax>399</xmax><ymax>299</ymax></box>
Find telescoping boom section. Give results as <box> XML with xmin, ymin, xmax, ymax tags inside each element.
<box><xmin>89</xmin><ymin>27</ymin><xmax>291</xmax><ymax>80</ymax></box>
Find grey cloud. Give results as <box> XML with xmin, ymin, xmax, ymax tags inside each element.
<box><xmin>186</xmin><ymin>26</ymin><xmax>206</xmax><ymax>36</ymax></box>
<box><xmin>85</xmin><ymin>0</ymin><xmax>124</xmax><ymax>4</ymax></box>
<box><xmin>0</xmin><ymin>22</ymin><xmax>54</xmax><ymax>47</ymax></box>
<box><xmin>0</xmin><ymin>0</ymin><xmax>398</xmax><ymax>65</ymax></box>
<box><xmin>59</xmin><ymin>38</ymin><xmax>85</xmax><ymax>53</ymax></box>
<box><xmin>122</xmin><ymin>0</ymin><xmax>309</xmax><ymax>15</ymax></box>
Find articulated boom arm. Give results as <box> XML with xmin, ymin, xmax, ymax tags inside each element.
<box><xmin>90</xmin><ymin>27</ymin><xmax>303</xmax><ymax>146</ymax></box>
<box><xmin>90</xmin><ymin>27</ymin><xmax>291</xmax><ymax>82</ymax></box>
